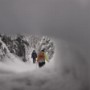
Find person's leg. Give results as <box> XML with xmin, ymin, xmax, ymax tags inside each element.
<box><xmin>42</xmin><ymin>61</ymin><xmax>45</xmax><ymax>66</ymax></box>
<box><xmin>33</xmin><ymin>58</ymin><xmax>36</xmax><ymax>63</ymax></box>
<box><xmin>39</xmin><ymin>62</ymin><xmax>42</xmax><ymax>67</ymax></box>
<box><xmin>39</xmin><ymin>61</ymin><xmax>45</xmax><ymax>67</ymax></box>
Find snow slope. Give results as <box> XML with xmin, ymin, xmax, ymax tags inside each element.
<box><xmin>0</xmin><ymin>38</ymin><xmax>89</xmax><ymax>90</ymax></box>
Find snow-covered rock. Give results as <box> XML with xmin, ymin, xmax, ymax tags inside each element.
<box><xmin>0</xmin><ymin>38</ymin><xmax>10</xmax><ymax>61</ymax></box>
<box><xmin>0</xmin><ymin>34</ymin><xmax>55</xmax><ymax>62</ymax></box>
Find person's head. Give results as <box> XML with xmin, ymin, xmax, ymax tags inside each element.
<box><xmin>33</xmin><ymin>50</ymin><xmax>36</xmax><ymax>52</ymax></box>
<box><xmin>41</xmin><ymin>49</ymin><xmax>45</xmax><ymax>52</ymax></box>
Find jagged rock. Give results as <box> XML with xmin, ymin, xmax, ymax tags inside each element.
<box><xmin>0</xmin><ymin>34</ymin><xmax>55</xmax><ymax>62</ymax></box>
<box><xmin>0</xmin><ymin>38</ymin><xmax>9</xmax><ymax>61</ymax></box>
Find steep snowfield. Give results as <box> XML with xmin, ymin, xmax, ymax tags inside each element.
<box><xmin>0</xmin><ymin>38</ymin><xmax>89</xmax><ymax>90</ymax></box>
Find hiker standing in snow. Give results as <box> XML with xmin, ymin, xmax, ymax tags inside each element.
<box><xmin>31</xmin><ymin>50</ymin><xmax>37</xmax><ymax>63</ymax></box>
<box><xmin>37</xmin><ymin>49</ymin><xmax>48</xmax><ymax>67</ymax></box>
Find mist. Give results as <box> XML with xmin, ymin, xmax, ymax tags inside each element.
<box><xmin>0</xmin><ymin>0</ymin><xmax>89</xmax><ymax>47</ymax></box>
<box><xmin>0</xmin><ymin>0</ymin><xmax>90</xmax><ymax>90</ymax></box>
<box><xmin>0</xmin><ymin>38</ymin><xmax>88</xmax><ymax>90</ymax></box>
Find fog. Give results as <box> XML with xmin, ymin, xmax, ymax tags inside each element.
<box><xmin>0</xmin><ymin>0</ymin><xmax>90</xmax><ymax>90</ymax></box>
<box><xmin>0</xmin><ymin>39</ymin><xmax>88</xmax><ymax>90</ymax></box>
<box><xmin>0</xmin><ymin>0</ymin><xmax>89</xmax><ymax>47</ymax></box>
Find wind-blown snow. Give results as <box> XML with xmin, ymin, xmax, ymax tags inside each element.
<box><xmin>0</xmin><ymin>45</ymin><xmax>55</xmax><ymax>73</ymax></box>
<box><xmin>0</xmin><ymin>38</ymin><xmax>89</xmax><ymax>90</ymax></box>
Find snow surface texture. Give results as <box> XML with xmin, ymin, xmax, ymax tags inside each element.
<box><xmin>0</xmin><ymin>37</ymin><xmax>89</xmax><ymax>90</ymax></box>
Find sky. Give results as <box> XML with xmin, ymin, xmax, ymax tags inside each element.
<box><xmin>0</xmin><ymin>1</ymin><xmax>90</xmax><ymax>89</ymax></box>
<box><xmin>0</xmin><ymin>0</ymin><xmax>89</xmax><ymax>49</ymax></box>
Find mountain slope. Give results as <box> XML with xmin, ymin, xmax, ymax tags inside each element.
<box><xmin>0</xmin><ymin>38</ymin><xmax>88</xmax><ymax>90</ymax></box>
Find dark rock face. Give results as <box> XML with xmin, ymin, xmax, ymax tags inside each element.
<box><xmin>0</xmin><ymin>39</ymin><xmax>7</xmax><ymax>60</ymax></box>
<box><xmin>0</xmin><ymin>34</ymin><xmax>29</xmax><ymax>62</ymax></box>
<box><xmin>0</xmin><ymin>34</ymin><xmax>55</xmax><ymax>62</ymax></box>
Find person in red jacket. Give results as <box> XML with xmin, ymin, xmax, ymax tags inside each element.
<box><xmin>37</xmin><ymin>49</ymin><xmax>48</xmax><ymax>67</ymax></box>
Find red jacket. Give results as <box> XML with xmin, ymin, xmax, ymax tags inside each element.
<box><xmin>37</xmin><ymin>51</ymin><xmax>45</xmax><ymax>62</ymax></box>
